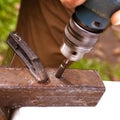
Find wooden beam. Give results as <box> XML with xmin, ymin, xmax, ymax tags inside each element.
<box><xmin>0</xmin><ymin>67</ymin><xmax>105</xmax><ymax>108</ymax></box>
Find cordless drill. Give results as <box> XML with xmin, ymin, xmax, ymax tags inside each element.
<box><xmin>55</xmin><ymin>0</ymin><xmax>120</xmax><ymax>78</ymax></box>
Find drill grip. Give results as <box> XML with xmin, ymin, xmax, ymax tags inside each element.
<box><xmin>84</xmin><ymin>0</ymin><xmax>120</xmax><ymax>19</ymax></box>
<box><xmin>74</xmin><ymin>0</ymin><xmax>120</xmax><ymax>33</ymax></box>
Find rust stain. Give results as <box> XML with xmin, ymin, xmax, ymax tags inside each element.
<box><xmin>0</xmin><ymin>67</ymin><xmax>105</xmax><ymax>107</ymax></box>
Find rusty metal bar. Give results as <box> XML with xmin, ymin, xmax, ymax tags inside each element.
<box><xmin>0</xmin><ymin>67</ymin><xmax>105</xmax><ymax>108</ymax></box>
<box><xmin>0</xmin><ymin>107</ymin><xmax>10</xmax><ymax>120</ymax></box>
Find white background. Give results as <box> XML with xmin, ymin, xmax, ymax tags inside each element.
<box><xmin>11</xmin><ymin>81</ymin><xmax>120</xmax><ymax>120</ymax></box>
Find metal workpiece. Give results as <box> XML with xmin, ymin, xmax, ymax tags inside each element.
<box><xmin>0</xmin><ymin>107</ymin><xmax>9</xmax><ymax>120</ymax></box>
<box><xmin>7</xmin><ymin>32</ymin><xmax>49</xmax><ymax>83</ymax></box>
<box><xmin>0</xmin><ymin>68</ymin><xmax>105</xmax><ymax>107</ymax></box>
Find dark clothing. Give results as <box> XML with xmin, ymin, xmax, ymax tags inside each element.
<box><xmin>11</xmin><ymin>0</ymin><xmax>73</xmax><ymax>67</ymax></box>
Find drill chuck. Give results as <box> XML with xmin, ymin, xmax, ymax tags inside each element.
<box><xmin>61</xmin><ymin>15</ymin><xmax>101</xmax><ymax>61</ymax></box>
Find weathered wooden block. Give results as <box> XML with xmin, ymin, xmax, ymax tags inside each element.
<box><xmin>0</xmin><ymin>67</ymin><xmax>105</xmax><ymax>108</ymax></box>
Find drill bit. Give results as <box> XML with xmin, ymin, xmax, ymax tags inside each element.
<box><xmin>55</xmin><ymin>59</ymin><xmax>70</xmax><ymax>78</ymax></box>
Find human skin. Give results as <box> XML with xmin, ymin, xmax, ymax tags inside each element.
<box><xmin>111</xmin><ymin>10</ymin><xmax>120</xmax><ymax>25</ymax></box>
<box><xmin>60</xmin><ymin>0</ymin><xmax>86</xmax><ymax>8</ymax></box>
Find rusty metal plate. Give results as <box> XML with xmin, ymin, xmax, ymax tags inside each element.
<box><xmin>0</xmin><ymin>67</ymin><xmax>105</xmax><ymax>108</ymax></box>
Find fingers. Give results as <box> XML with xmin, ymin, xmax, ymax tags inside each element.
<box><xmin>111</xmin><ymin>10</ymin><xmax>120</xmax><ymax>25</ymax></box>
<box><xmin>60</xmin><ymin>0</ymin><xmax>86</xmax><ymax>8</ymax></box>
<box><xmin>111</xmin><ymin>10</ymin><xmax>120</xmax><ymax>39</ymax></box>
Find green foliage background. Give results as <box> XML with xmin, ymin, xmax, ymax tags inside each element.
<box><xmin>70</xmin><ymin>58</ymin><xmax>120</xmax><ymax>81</ymax></box>
<box><xmin>0</xmin><ymin>0</ymin><xmax>20</xmax><ymax>54</ymax></box>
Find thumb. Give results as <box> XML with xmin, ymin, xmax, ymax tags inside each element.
<box><xmin>111</xmin><ymin>10</ymin><xmax>120</xmax><ymax>25</ymax></box>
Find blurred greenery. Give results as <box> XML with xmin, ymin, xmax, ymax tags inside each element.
<box><xmin>0</xmin><ymin>0</ymin><xmax>119</xmax><ymax>81</ymax></box>
<box><xmin>0</xmin><ymin>0</ymin><xmax>20</xmax><ymax>54</ymax></box>
<box><xmin>70</xmin><ymin>58</ymin><xmax>120</xmax><ymax>81</ymax></box>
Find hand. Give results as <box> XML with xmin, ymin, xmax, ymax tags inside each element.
<box><xmin>60</xmin><ymin>0</ymin><xmax>86</xmax><ymax>8</ymax></box>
